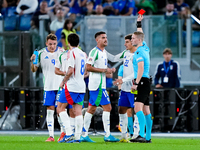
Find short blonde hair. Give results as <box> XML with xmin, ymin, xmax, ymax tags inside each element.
<box><xmin>46</xmin><ymin>33</ymin><xmax>57</xmax><ymax>42</ymax></box>
<box><xmin>133</xmin><ymin>31</ymin><xmax>144</xmax><ymax>41</ymax></box>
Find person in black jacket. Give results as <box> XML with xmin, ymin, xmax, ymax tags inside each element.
<box><xmin>154</xmin><ymin>48</ymin><xmax>181</xmax><ymax>88</ymax></box>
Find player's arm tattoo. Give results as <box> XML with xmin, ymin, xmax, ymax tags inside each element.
<box><xmin>62</xmin><ymin>66</ymin><xmax>74</xmax><ymax>83</ymax></box>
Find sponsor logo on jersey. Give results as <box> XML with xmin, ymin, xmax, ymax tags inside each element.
<box><xmin>44</xmin><ymin>56</ymin><xmax>49</xmax><ymax>59</ymax></box>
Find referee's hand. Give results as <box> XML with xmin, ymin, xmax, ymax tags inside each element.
<box><xmin>131</xmin><ymin>85</ymin><xmax>138</xmax><ymax>91</ymax></box>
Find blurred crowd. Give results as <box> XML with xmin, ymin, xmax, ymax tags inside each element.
<box><xmin>0</xmin><ymin>0</ymin><xmax>199</xmax><ymax>31</ymax></box>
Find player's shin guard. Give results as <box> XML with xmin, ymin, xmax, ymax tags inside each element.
<box><xmin>136</xmin><ymin>111</ymin><xmax>146</xmax><ymax>138</ymax></box>
<box><xmin>102</xmin><ymin>111</ymin><xmax>110</xmax><ymax>137</ymax></box>
<box><xmin>119</xmin><ymin>113</ymin><xmax>128</xmax><ymax>138</ymax></box>
<box><xmin>133</xmin><ymin>114</ymin><xmax>140</xmax><ymax>137</ymax></box>
<box><xmin>75</xmin><ymin>115</ymin><xmax>83</xmax><ymax>140</ymax></box>
<box><xmin>70</xmin><ymin>117</ymin><xmax>75</xmax><ymax>134</ymax></box>
<box><xmin>145</xmin><ymin>114</ymin><xmax>152</xmax><ymax>141</ymax></box>
<box><xmin>59</xmin><ymin>111</ymin><xmax>72</xmax><ymax>136</ymax></box>
<box><xmin>83</xmin><ymin>112</ymin><xmax>92</xmax><ymax>137</ymax></box>
<box><xmin>46</xmin><ymin>110</ymin><xmax>54</xmax><ymax>138</ymax></box>
<box><xmin>57</xmin><ymin>115</ymin><xmax>65</xmax><ymax>133</ymax></box>
<box><xmin>128</xmin><ymin>116</ymin><xmax>133</xmax><ymax>136</ymax></box>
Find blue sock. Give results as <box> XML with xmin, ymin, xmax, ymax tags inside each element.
<box><xmin>136</xmin><ymin>111</ymin><xmax>146</xmax><ymax>138</ymax></box>
<box><xmin>128</xmin><ymin>117</ymin><xmax>133</xmax><ymax>135</ymax></box>
<box><xmin>145</xmin><ymin>114</ymin><xmax>153</xmax><ymax>141</ymax></box>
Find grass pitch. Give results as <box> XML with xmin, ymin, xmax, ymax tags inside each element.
<box><xmin>0</xmin><ymin>135</ymin><xmax>200</xmax><ymax>150</ymax></box>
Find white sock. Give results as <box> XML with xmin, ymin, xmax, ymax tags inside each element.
<box><xmin>133</xmin><ymin>114</ymin><xmax>140</xmax><ymax>137</ymax></box>
<box><xmin>57</xmin><ymin>115</ymin><xmax>65</xmax><ymax>133</ymax></box>
<box><xmin>70</xmin><ymin>117</ymin><xmax>75</xmax><ymax>134</ymax></box>
<box><xmin>46</xmin><ymin>110</ymin><xmax>54</xmax><ymax>138</ymax></box>
<box><xmin>75</xmin><ymin>115</ymin><xmax>83</xmax><ymax>140</ymax></box>
<box><xmin>83</xmin><ymin>112</ymin><xmax>93</xmax><ymax>137</ymax></box>
<box><xmin>59</xmin><ymin>111</ymin><xmax>72</xmax><ymax>136</ymax></box>
<box><xmin>102</xmin><ymin>111</ymin><xmax>110</xmax><ymax>137</ymax></box>
<box><xmin>119</xmin><ymin>113</ymin><xmax>128</xmax><ymax>138</ymax></box>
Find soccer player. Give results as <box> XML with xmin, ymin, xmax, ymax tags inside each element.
<box><xmin>114</xmin><ymin>14</ymin><xmax>153</xmax><ymax>143</ymax></box>
<box><xmin>106</xmin><ymin>34</ymin><xmax>139</xmax><ymax>142</ymax></box>
<box><xmin>55</xmin><ymin>49</ymin><xmax>76</xmax><ymax>142</ymax></box>
<box><xmin>81</xmin><ymin>31</ymin><xmax>119</xmax><ymax>143</ymax></box>
<box><xmin>30</xmin><ymin>33</ymin><xmax>65</xmax><ymax>142</ymax></box>
<box><xmin>57</xmin><ymin>33</ymin><xmax>87</xmax><ymax>143</ymax></box>
<box><xmin>117</xmin><ymin>64</ymin><xmax>140</xmax><ymax>139</ymax></box>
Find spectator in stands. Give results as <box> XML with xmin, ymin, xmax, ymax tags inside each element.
<box><xmin>88</xmin><ymin>0</ymin><xmax>102</xmax><ymax>9</ymax></box>
<box><xmin>61</xmin><ymin>19</ymin><xmax>76</xmax><ymax>50</ymax></box>
<box><xmin>0</xmin><ymin>0</ymin><xmax>8</xmax><ymax>12</ymax></box>
<box><xmin>31</xmin><ymin>0</ymin><xmax>48</xmax><ymax>29</ymax></box>
<box><xmin>47</xmin><ymin>3</ymin><xmax>69</xmax><ymax>21</ymax></box>
<box><xmin>135</xmin><ymin>0</ymin><xmax>157</xmax><ymax>15</ymax></box>
<box><xmin>68</xmin><ymin>0</ymin><xmax>87</xmax><ymax>23</ymax></box>
<box><xmin>115</xmin><ymin>0</ymin><xmax>136</xmax><ymax>16</ymax></box>
<box><xmin>181</xmin><ymin>6</ymin><xmax>191</xmax><ymax>30</ymax></box>
<box><xmin>52</xmin><ymin>0</ymin><xmax>69</xmax><ymax>6</ymax></box>
<box><xmin>84</xmin><ymin>1</ymin><xmax>95</xmax><ymax>16</ymax></box>
<box><xmin>154</xmin><ymin>48</ymin><xmax>181</xmax><ymax>88</ymax></box>
<box><xmin>15</xmin><ymin>0</ymin><xmax>38</xmax><ymax>15</ymax></box>
<box><xmin>102</xmin><ymin>0</ymin><xmax>117</xmax><ymax>16</ymax></box>
<box><xmin>165</xmin><ymin>1</ymin><xmax>178</xmax><ymax>17</ymax></box>
<box><xmin>86</xmin><ymin>5</ymin><xmax>107</xmax><ymax>29</ymax></box>
<box><xmin>7</xmin><ymin>0</ymin><xmax>18</xmax><ymax>7</ymax></box>
<box><xmin>174</xmin><ymin>0</ymin><xmax>189</xmax><ymax>15</ymax></box>
<box><xmin>50</xmin><ymin>8</ymin><xmax>65</xmax><ymax>34</ymax></box>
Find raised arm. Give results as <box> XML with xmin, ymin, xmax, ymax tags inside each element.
<box><xmin>137</xmin><ymin>14</ymin><xmax>143</xmax><ymax>33</ymax></box>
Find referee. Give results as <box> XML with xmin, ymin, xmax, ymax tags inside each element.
<box><xmin>114</xmin><ymin>14</ymin><xmax>152</xmax><ymax>143</ymax></box>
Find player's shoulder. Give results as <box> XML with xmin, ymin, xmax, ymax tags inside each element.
<box><xmin>89</xmin><ymin>47</ymin><xmax>98</xmax><ymax>56</ymax></box>
<box><xmin>57</xmin><ymin>47</ymin><xmax>65</xmax><ymax>52</ymax></box>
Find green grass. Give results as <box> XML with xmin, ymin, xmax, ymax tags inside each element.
<box><xmin>0</xmin><ymin>135</ymin><xmax>200</xmax><ymax>150</ymax></box>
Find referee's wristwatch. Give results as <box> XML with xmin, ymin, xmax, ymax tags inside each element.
<box><xmin>134</xmin><ymin>81</ymin><xmax>139</xmax><ymax>85</ymax></box>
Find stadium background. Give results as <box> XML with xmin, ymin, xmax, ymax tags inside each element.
<box><xmin>0</xmin><ymin>0</ymin><xmax>200</xmax><ymax>133</ymax></box>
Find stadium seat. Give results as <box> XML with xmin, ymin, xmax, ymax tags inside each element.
<box><xmin>55</xmin><ymin>28</ymin><xmax>63</xmax><ymax>47</ymax></box>
<box><xmin>6</xmin><ymin>6</ymin><xmax>17</xmax><ymax>16</ymax></box>
<box><xmin>4</xmin><ymin>15</ymin><xmax>18</xmax><ymax>31</ymax></box>
<box><xmin>19</xmin><ymin>15</ymin><xmax>32</xmax><ymax>31</ymax></box>
<box><xmin>192</xmin><ymin>31</ymin><xmax>200</xmax><ymax>47</ymax></box>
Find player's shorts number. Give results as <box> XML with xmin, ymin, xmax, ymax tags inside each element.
<box><xmin>80</xmin><ymin>59</ymin><xmax>85</xmax><ymax>75</ymax></box>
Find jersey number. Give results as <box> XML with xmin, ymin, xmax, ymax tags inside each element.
<box><xmin>80</xmin><ymin>59</ymin><xmax>85</xmax><ymax>75</ymax></box>
<box><xmin>124</xmin><ymin>59</ymin><xmax>129</xmax><ymax>67</ymax></box>
<box><xmin>51</xmin><ymin>59</ymin><xmax>55</xmax><ymax>65</ymax></box>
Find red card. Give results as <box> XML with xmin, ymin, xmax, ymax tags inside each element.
<box><xmin>138</xmin><ymin>9</ymin><xmax>146</xmax><ymax>15</ymax></box>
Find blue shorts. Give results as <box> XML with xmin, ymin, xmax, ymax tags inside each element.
<box><xmin>55</xmin><ymin>89</ymin><xmax>73</xmax><ymax>109</ymax></box>
<box><xmin>43</xmin><ymin>90</ymin><xmax>57</xmax><ymax>106</ymax></box>
<box><xmin>59</xmin><ymin>87</ymin><xmax>85</xmax><ymax>106</ymax></box>
<box><xmin>89</xmin><ymin>89</ymin><xmax>110</xmax><ymax>106</ymax></box>
<box><xmin>118</xmin><ymin>91</ymin><xmax>134</xmax><ymax>108</ymax></box>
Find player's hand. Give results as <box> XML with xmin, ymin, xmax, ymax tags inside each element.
<box><xmin>155</xmin><ymin>84</ymin><xmax>163</xmax><ymax>88</ymax></box>
<box><xmin>59</xmin><ymin>81</ymin><xmax>64</xmax><ymax>89</ymax></box>
<box><xmin>30</xmin><ymin>54</ymin><xmax>36</xmax><ymax>62</ymax></box>
<box><xmin>63</xmin><ymin>71</ymin><xmax>66</xmax><ymax>76</ymax></box>
<box><xmin>105</xmin><ymin>68</ymin><xmax>113</xmax><ymax>74</ymax></box>
<box><xmin>137</xmin><ymin>14</ymin><xmax>143</xmax><ymax>22</ymax></box>
<box><xmin>113</xmin><ymin>79</ymin><xmax>123</xmax><ymax>86</ymax></box>
<box><xmin>131</xmin><ymin>85</ymin><xmax>138</xmax><ymax>91</ymax></box>
<box><xmin>111</xmin><ymin>68</ymin><xmax>116</xmax><ymax>73</ymax></box>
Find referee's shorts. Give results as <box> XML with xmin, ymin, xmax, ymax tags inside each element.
<box><xmin>134</xmin><ymin>77</ymin><xmax>151</xmax><ymax>105</ymax></box>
